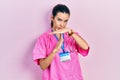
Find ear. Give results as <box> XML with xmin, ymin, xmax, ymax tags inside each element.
<box><xmin>51</xmin><ymin>15</ymin><xmax>54</xmax><ymax>21</ymax></box>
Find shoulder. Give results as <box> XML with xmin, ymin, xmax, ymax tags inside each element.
<box><xmin>37</xmin><ymin>29</ymin><xmax>52</xmax><ymax>41</ymax></box>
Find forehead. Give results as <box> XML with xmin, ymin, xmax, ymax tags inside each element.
<box><xmin>55</xmin><ymin>12</ymin><xmax>70</xmax><ymax>20</ymax></box>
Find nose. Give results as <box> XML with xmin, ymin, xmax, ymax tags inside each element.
<box><xmin>60</xmin><ymin>22</ymin><xmax>64</xmax><ymax>28</ymax></box>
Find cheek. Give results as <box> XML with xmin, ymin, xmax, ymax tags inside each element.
<box><xmin>63</xmin><ymin>22</ymin><xmax>67</xmax><ymax>27</ymax></box>
<box><xmin>55</xmin><ymin>21</ymin><xmax>61</xmax><ymax>26</ymax></box>
<box><xmin>65</xmin><ymin>22</ymin><xmax>67</xmax><ymax>25</ymax></box>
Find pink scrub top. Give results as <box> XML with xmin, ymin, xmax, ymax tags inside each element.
<box><xmin>33</xmin><ymin>29</ymin><xmax>89</xmax><ymax>80</ymax></box>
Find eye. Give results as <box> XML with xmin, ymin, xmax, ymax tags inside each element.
<box><xmin>64</xmin><ymin>20</ymin><xmax>68</xmax><ymax>22</ymax></box>
<box><xmin>57</xmin><ymin>18</ymin><xmax>62</xmax><ymax>21</ymax></box>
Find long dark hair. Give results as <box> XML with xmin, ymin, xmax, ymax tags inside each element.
<box><xmin>51</xmin><ymin>4</ymin><xmax>70</xmax><ymax>27</ymax></box>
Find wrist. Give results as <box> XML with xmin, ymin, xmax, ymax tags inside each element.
<box><xmin>68</xmin><ymin>29</ymin><xmax>74</xmax><ymax>36</ymax></box>
<box><xmin>52</xmin><ymin>48</ymin><xmax>58</xmax><ymax>53</ymax></box>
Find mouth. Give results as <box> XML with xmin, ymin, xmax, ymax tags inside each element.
<box><xmin>56</xmin><ymin>28</ymin><xmax>61</xmax><ymax>30</ymax></box>
<box><xmin>55</xmin><ymin>26</ymin><xmax>65</xmax><ymax>30</ymax></box>
<box><xmin>57</xmin><ymin>27</ymin><xmax>64</xmax><ymax>30</ymax></box>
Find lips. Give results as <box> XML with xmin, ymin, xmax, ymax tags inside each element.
<box><xmin>56</xmin><ymin>27</ymin><xmax>64</xmax><ymax>30</ymax></box>
<box><xmin>58</xmin><ymin>27</ymin><xmax>64</xmax><ymax>30</ymax></box>
<box><xmin>56</xmin><ymin>28</ymin><xmax>61</xmax><ymax>30</ymax></box>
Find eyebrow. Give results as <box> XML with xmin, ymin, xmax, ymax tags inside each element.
<box><xmin>57</xmin><ymin>17</ymin><xmax>68</xmax><ymax>22</ymax></box>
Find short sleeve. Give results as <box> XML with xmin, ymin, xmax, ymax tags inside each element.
<box><xmin>74</xmin><ymin>32</ymin><xmax>90</xmax><ymax>56</ymax></box>
<box><xmin>76</xmin><ymin>43</ymin><xmax>90</xmax><ymax>56</ymax></box>
<box><xmin>33</xmin><ymin>37</ymin><xmax>46</xmax><ymax>65</ymax></box>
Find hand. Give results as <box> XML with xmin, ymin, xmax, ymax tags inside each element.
<box><xmin>52</xmin><ymin>34</ymin><xmax>64</xmax><ymax>53</ymax></box>
<box><xmin>49</xmin><ymin>28</ymin><xmax>73</xmax><ymax>35</ymax></box>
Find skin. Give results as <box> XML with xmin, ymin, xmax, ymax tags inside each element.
<box><xmin>39</xmin><ymin>12</ymin><xmax>89</xmax><ymax>70</ymax></box>
<box><xmin>51</xmin><ymin>12</ymin><xmax>70</xmax><ymax>38</ymax></box>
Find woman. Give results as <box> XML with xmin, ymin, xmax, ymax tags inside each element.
<box><xmin>33</xmin><ymin>4</ymin><xmax>90</xmax><ymax>80</ymax></box>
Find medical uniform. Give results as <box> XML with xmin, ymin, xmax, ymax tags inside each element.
<box><xmin>33</xmin><ymin>29</ymin><xmax>89</xmax><ymax>80</ymax></box>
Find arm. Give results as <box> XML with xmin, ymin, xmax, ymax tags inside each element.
<box><xmin>39</xmin><ymin>34</ymin><xmax>63</xmax><ymax>70</ymax></box>
<box><xmin>49</xmin><ymin>28</ymin><xmax>89</xmax><ymax>55</ymax></box>
<box><xmin>39</xmin><ymin>49</ymin><xmax>57</xmax><ymax>70</ymax></box>
<box><xmin>70</xmin><ymin>32</ymin><xmax>89</xmax><ymax>50</ymax></box>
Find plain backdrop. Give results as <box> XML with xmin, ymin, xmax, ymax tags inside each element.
<box><xmin>0</xmin><ymin>0</ymin><xmax>120</xmax><ymax>80</ymax></box>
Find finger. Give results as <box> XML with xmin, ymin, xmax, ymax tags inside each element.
<box><xmin>59</xmin><ymin>34</ymin><xmax>63</xmax><ymax>40</ymax></box>
<box><xmin>52</xmin><ymin>31</ymin><xmax>62</xmax><ymax>34</ymax></box>
<box><xmin>52</xmin><ymin>30</ymin><xmax>66</xmax><ymax>34</ymax></box>
<box><xmin>49</xmin><ymin>31</ymin><xmax>63</xmax><ymax>34</ymax></box>
<box><xmin>49</xmin><ymin>28</ymin><xmax>70</xmax><ymax>34</ymax></box>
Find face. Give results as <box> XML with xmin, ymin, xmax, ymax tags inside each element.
<box><xmin>51</xmin><ymin>12</ymin><xmax>70</xmax><ymax>31</ymax></box>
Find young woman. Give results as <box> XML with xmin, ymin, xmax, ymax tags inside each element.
<box><xmin>33</xmin><ymin>4</ymin><xmax>90</xmax><ymax>80</ymax></box>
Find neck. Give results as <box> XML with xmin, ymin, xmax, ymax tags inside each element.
<box><xmin>52</xmin><ymin>28</ymin><xmax>60</xmax><ymax>40</ymax></box>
